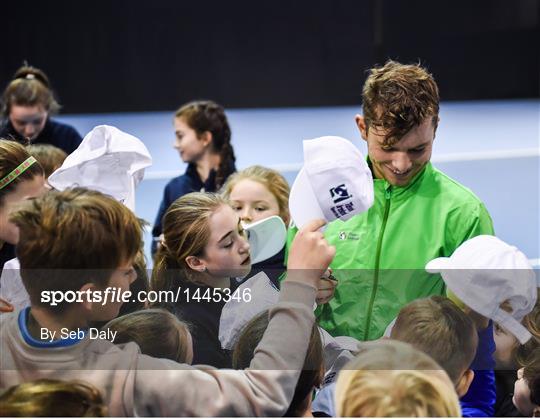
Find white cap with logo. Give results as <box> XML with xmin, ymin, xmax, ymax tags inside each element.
<box><xmin>289</xmin><ymin>136</ymin><xmax>374</xmax><ymax>229</ymax></box>
<box><xmin>426</xmin><ymin>235</ymin><xmax>537</xmax><ymax>344</ymax></box>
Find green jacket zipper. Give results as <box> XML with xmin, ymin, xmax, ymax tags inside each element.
<box><xmin>363</xmin><ymin>185</ymin><xmax>392</xmax><ymax>340</ymax></box>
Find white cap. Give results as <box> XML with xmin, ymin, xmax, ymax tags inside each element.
<box><xmin>243</xmin><ymin>216</ymin><xmax>286</xmax><ymax>264</ymax></box>
<box><xmin>48</xmin><ymin>125</ymin><xmax>152</xmax><ymax>211</ymax></box>
<box><xmin>219</xmin><ymin>271</ymin><xmax>279</xmax><ymax>350</ymax></box>
<box><xmin>426</xmin><ymin>235</ymin><xmax>537</xmax><ymax>344</ymax></box>
<box><xmin>289</xmin><ymin>136</ymin><xmax>374</xmax><ymax>229</ymax></box>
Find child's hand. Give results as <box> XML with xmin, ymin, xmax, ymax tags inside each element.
<box><xmin>316</xmin><ymin>268</ymin><xmax>338</xmax><ymax>305</ymax></box>
<box><xmin>0</xmin><ymin>297</ymin><xmax>14</xmax><ymax>313</ymax></box>
<box><xmin>286</xmin><ymin>219</ymin><xmax>336</xmax><ymax>287</ymax></box>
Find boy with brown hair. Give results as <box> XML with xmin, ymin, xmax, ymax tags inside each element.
<box><xmin>0</xmin><ymin>187</ymin><xmax>336</xmax><ymax>416</ymax></box>
<box><xmin>391</xmin><ymin>295</ymin><xmax>478</xmax><ymax>395</ymax></box>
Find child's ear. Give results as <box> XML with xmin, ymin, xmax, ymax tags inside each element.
<box><xmin>198</xmin><ymin>131</ymin><xmax>212</xmax><ymax>147</ymax></box>
<box><xmin>79</xmin><ymin>283</ymin><xmax>96</xmax><ymax>312</ymax></box>
<box><xmin>185</xmin><ymin>255</ymin><xmax>206</xmax><ymax>273</ymax></box>
<box><xmin>456</xmin><ymin>369</ymin><xmax>475</xmax><ymax>397</ymax></box>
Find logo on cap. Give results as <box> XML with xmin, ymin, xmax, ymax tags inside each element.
<box><xmin>330</xmin><ymin>184</ymin><xmax>352</xmax><ymax>203</ymax></box>
<box><xmin>329</xmin><ymin>184</ymin><xmax>356</xmax><ymax>219</ymax></box>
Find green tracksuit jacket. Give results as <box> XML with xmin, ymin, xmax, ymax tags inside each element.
<box><xmin>285</xmin><ymin>162</ymin><xmax>494</xmax><ymax>341</ymax></box>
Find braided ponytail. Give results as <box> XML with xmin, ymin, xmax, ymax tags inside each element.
<box><xmin>175</xmin><ymin>100</ymin><xmax>236</xmax><ymax>188</ymax></box>
<box><xmin>216</xmin><ymin>139</ymin><xmax>236</xmax><ymax>188</ymax></box>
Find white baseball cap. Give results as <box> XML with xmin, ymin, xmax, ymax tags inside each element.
<box><xmin>426</xmin><ymin>235</ymin><xmax>537</xmax><ymax>344</ymax></box>
<box><xmin>289</xmin><ymin>136</ymin><xmax>374</xmax><ymax>229</ymax></box>
<box><xmin>48</xmin><ymin>125</ymin><xmax>152</xmax><ymax>211</ymax></box>
<box><xmin>243</xmin><ymin>215</ymin><xmax>286</xmax><ymax>264</ymax></box>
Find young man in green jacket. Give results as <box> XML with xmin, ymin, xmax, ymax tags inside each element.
<box><xmin>287</xmin><ymin>60</ymin><xmax>494</xmax><ymax>341</ymax></box>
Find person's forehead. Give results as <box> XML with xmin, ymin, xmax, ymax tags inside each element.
<box><xmin>373</xmin><ymin>119</ymin><xmax>435</xmax><ymax>149</ymax></box>
<box><xmin>230</xmin><ymin>179</ymin><xmax>272</xmax><ymax>200</ymax></box>
<box><xmin>208</xmin><ymin>205</ymin><xmax>239</xmax><ymax>243</ymax></box>
<box><xmin>173</xmin><ymin>117</ymin><xmax>190</xmax><ymax>131</ymax></box>
<box><xmin>10</xmin><ymin>105</ymin><xmax>46</xmax><ymax>118</ymax></box>
<box><xmin>4</xmin><ymin>175</ymin><xmax>46</xmax><ymax>203</ymax></box>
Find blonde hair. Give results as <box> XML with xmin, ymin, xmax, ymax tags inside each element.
<box><xmin>221</xmin><ymin>165</ymin><xmax>290</xmax><ymax>225</ymax></box>
<box><xmin>10</xmin><ymin>188</ymin><xmax>143</xmax><ymax>312</ymax></box>
<box><xmin>151</xmin><ymin>192</ymin><xmax>226</xmax><ymax>291</ymax></box>
<box><xmin>390</xmin><ymin>295</ymin><xmax>477</xmax><ymax>384</ymax></box>
<box><xmin>26</xmin><ymin>143</ymin><xmax>67</xmax><ymax>177</ymax></box>
<box><xmin>0</xmin><ymin>379</ymin><xmax>107</xmax><ymax>416</ymax></box>
<box><xmin>104</xmin><ymin>308</ymin><xmax>192</xmax><ymax>364</ymax></box>
<box><xmin>336</xmin><ymin>340</ymin><xmax>461</xmax><ymax>417</ymax></box>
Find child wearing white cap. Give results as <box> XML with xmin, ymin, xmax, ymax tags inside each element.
<box><xmin>313</xmin><ymin>234</ymin><xmax>537</xmax><ymax>417</ymax></box>
<box><xmin>427</xmin><ymin>234</ymin><xmax>538</xmax><ymax>417</ymax></box>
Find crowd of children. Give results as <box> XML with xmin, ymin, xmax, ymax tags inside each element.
<box><xmin>0</xmin><ymin>61</ymin><xmax>538</xmax><ymax>418</ymax></box>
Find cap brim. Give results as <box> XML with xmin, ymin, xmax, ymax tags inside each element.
<box><xmin>245</xmin><ymin>216</ymin><xmax>287</xmax><ymax>264</ymax></box>
<box><xmin>425</xmin><ymin>257</ymin><xmax>452</xmax><ymax>274</ymax></box>
<box><xmin>289</xmin><ymin>166</ymin><xmax>325</xmax><ymax>229</ymax></box>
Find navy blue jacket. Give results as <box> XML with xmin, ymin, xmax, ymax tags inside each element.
<box><xmin>461</xmin><ymin>321</ymin><xmax>497</xmax><ymax>417</ymax></box>
<box><xmin>0</xmin><ymin>118</ymin><xmax>82</xmax><ymax>155</ymax></box>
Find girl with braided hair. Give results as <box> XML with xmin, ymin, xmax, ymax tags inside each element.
<box><xmin>0</xmin><ymin>64</ymin><xmax>82</xmax><ymax>154</ymax></box>
<box><xmin>152</xmin><ymin>100</ymin><xmax>236</xmax><ymax>255</ymax></box>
